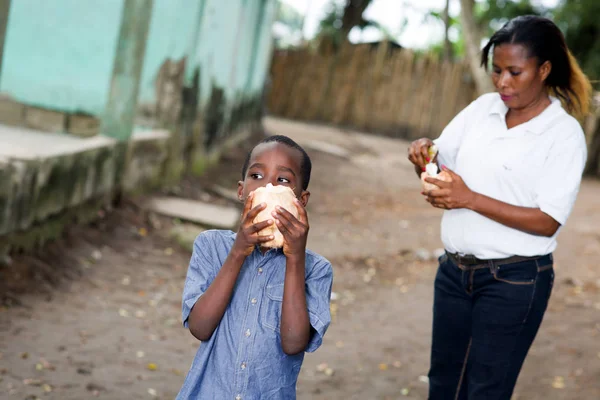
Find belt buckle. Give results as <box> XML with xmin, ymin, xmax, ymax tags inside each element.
<box><xmin>458</xmin><ymin>254</ymin><xmax>473</xmax><ymax>265</ymax></box>
<box><xmin>455</xmin><ymin>253</ymin><xmax>472</xmax><ymax>267</ymax></box>
<box><xmin>462</xmin><ymin>254</ymin><xmax>483</xmax><ymax>266</ymax></box>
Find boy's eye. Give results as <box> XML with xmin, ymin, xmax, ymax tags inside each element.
<box><xmin>250</xmin><ymin>173</ymin><xmax>263</xmax><ymax>179</ymax></box>
<box><xmin>510</xmin><ymin>71</ymin><xmax>521</xmax><ymax>76</ymax></box>
<box><xmin>278</xmin><ymin>177</ymin><xmax>291</xmax><ymax>183</ymax></box>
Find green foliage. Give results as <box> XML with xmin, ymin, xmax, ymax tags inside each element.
<box><xmin>475</xmin><ymin>0</ymin><xmax>546</xmax><ymax>35</ymax></box>
<box><xmin>423</xmin><ymin>9</ymin><xmax>463</xmax><ymax>60</ymax></box>
<box><xmin>314</xmin><ymin>0</ymin><xmax>395</xmax><ymax>47</ymax></box>
<box><xmin>554</xmin><ymin>0</ymin><xmax>600</xmax><ymax>83</ymax></box>
<box><xmin>473</xmin><ymin>0</ymin><xmax>600</xmax><ymax>83</ymax></box>
<box><xmin>275</xmin><ymin>1</ymin><xmax>304</xmax><ymax>32</ymax></box>
<box><xmin>426</xmin><ymin>36</ymin><xmax>466</xmax><ymax>60</ymax></box>
<box><xmin>425</xmin><ymin>1</ymin><xmax>547</xmax><ymax>61</ymax></box>
<box><xmin>315</xmin><ymin>1</ymin><xmax>347</xmax><ymax>47</ymax></box>
<box><xmin>309</xmin><ymin>0</ymin><xmax>600</xmax><ymax>84</ymax></box>
<box><xmin>273</xmin><ymin>1</ymin><xmax>306</xmax><ymax>48</ymax></box>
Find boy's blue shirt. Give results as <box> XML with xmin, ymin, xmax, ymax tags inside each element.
<box><xmin>177</xmin><ymin>230</ymin><xmax>333</xmax><ymax>400</ymax></box>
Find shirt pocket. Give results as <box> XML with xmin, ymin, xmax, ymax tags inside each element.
<box><xmin>262</xmin><ymin>283</ymin><xmax>284</xmax><ymax>333</ymax></box>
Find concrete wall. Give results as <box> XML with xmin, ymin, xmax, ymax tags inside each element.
<box><xmin>184</xmin><ymin>0</ymin><xmax>277</xmax><ymax>151</ymax></box>
<box><xmin>0</xmin><ymin>0</ymin><xmax>278</xmax><ymax>256</ymax></box>
<box><xmin>0</xmin><ymin>124</ymin><xmax>171</xmax><ymax>256</ymax></box>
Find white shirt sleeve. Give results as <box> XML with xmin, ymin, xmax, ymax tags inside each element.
<box><xmin>534</xmin><ymin>125</ymin><xmax>587</xmax><ymax>225</ymax></box>
<box><xmin>433</xmin><ymin>97</ymin><xmax>480</xmax><ymax>170</ymax></box>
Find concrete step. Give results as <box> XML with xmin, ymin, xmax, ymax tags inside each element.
<box><xmin>210</xmin><ymin>185</ymin><xmax>240</xmax><ymax>203</ymax></box>
<box><xmin>144</xmin><ymin>196</ymin><xmax>239</xmax><ymax>229</ymax></box>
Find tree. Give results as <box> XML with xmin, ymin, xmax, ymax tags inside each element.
<box><xmin>476</xmin><ymin>0</ymin><xmax>542</xmax><ymax>36</ymax></box>
<box><xmin>315</xmin><ymin>0</ymin><xmax>396</xmax><ymax>48</ymax></box>
<box><xmin>442</xmin><ymin>0</ymin><xmax>453</xmax><ymax>61</ymax></box>
<box><xmin>554</xmin><ymin>0</ymin><xmax>600</xmax><ymax>86</ymax></box>
<box><xmin>551</xmin><ymin>1</ymin><xmax>600</xmax><ymax>175</ymax></box>
<box><xmin>273</xmin><ymin>1</ymin><xmax>306</xmax><ymax>48</ymax></box>
<box><xmin>340</xmin><ymin>0</ymin><xmax>374</xmax><ymax>39</ymax></box>
<box><xmin>458</xmin><ymin>0</ymin><xmax>547</xmax><ymax>94</ymax></box>
<box><xmin>459</xmin><ymin>0</ymin><xmax>494</xmax><ymax>94</ymax></box>
<box><xmin>424</xmin><ymin>0</ymin><xmax>461</xmax><ymax>61</ymax></box>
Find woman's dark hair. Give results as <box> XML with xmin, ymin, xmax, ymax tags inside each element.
<box><xmin>481</xmin><ymin>15</ymin><xmax>591</xmax><ymax>117</ymax></box>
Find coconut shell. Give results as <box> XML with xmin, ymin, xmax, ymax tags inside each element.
<box><xmin>251</xmin><ymin>183</ymin><xmax>298</xmax><ymax>248</ymax></box>
<box><xmin>421</xmin><ymin>170</ymin><xmax>452</xmax><ymax>192</ymax></box>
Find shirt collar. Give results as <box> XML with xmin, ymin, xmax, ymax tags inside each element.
<box><xmin>489</xmin><ymin>94</ymin><xmax>509</xmax><ymax>117</ymax></box>
<box><xmin>253</xmin><ymin>244</ymin><xmax>284</xmax><ymax>257</ymax></box>
<box><xmin>489</xmin><ymin>93</ymin><xmax>564</xmax><ymax>135</ymax></box>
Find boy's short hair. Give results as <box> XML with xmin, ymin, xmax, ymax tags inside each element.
<box><xmin>241</xmin><ymin>135</ymin><xmax>312</xmax><ymax>190</ymax></box>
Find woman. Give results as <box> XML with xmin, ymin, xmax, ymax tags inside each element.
<box><xmin>408</xmin><ymin>15</ymin><xmax>591</xmax><ymax>400</ymax></box>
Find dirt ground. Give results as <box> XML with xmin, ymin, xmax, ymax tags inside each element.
<box><xmin>1</xmin><ymin>117</ymin><xmax>600</xmax><ymax>400</ymax></box>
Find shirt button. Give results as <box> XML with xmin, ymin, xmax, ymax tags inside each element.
<box><xmin>245</xmin><ymin>329</ymin><xmax>251</xmax><ymax>337</ymax></box>
<box><xmin>241</xmin><ymin>362</ymin><xmax>247</xmax><ymax>370</ymax></box>
<box><xmin>235</xmin><ymin>395</ymin><xmax>242</xmax><ymax>400</ymax></box>
<box><xmin>251</xmin><ymin>298</ymin><xmax>257</xmax><ymax>304</ymax></box>
<box><xmin>258</xmin><ymin>267</ymin><xmax>263</xmax><ymax>274</ymax></box>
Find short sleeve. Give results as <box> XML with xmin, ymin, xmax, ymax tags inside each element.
<box><xmin>433</xmin><ymin>95</ymin><xmax>484</xmax><ymax>170</ymax></box>
<box><xmin>304</xmin><ymin>260</ymin><xmax>333</xmax><ymax>353</ymax></box>
<box><xmin>534</xmin><ymin>129</ymin><xmax>587</xmax><ymax>226</ymax></box>
<box><xmin>181</xmin><ymin>232</ymin><xmax>218</xmax><ymax>328</ymax></box>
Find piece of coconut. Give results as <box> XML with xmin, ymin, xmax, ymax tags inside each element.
<box><xmin>251</xmin><ymin>183</ymin><xmax>298</xmax><ymax>248</ymax></box>
<box><xmin>421</xmin><ymin>163</ymin><xmax>451</xmax><ymax>191</ymax></box>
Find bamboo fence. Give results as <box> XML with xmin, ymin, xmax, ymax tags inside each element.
<box><xmin>267</xmin><ymin>41</ymin><xmax>477</xmax><ymax>140</ymax></box>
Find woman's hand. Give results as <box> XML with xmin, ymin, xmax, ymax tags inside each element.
<box><xmin>408</xmin><ymin>138</ymin><xmax>435</xmax><ymax>170</ymax></box>
<box><xmin>422</xmin><ymin>167</ymin><xmax>476</xmax><ymax>210</ymax></box>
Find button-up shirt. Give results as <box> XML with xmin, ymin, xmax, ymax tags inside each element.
<box><xmin>434</xmin><ymin>93</ymin><xmax>587</xmax><ymax>259</ymax></box>
<box><xmin>176</xmin><ymin>230</ymin><xmax>333</xmax><ymax>400</ymax></box>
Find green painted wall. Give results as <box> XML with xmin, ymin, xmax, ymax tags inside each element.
<box><xmin>0</xmin><ymin>0</ymin><xmax>122</xmax><ymax>115</ymax></box>
<box><xmin>190</xmin><ymin>0</ymin><xmax>276</xmax><ymax>103</ymax></box>
<box><xmin>0</xmin><ymin>0</ymin><xmax>276</xmax><ymax>121</ymax></box>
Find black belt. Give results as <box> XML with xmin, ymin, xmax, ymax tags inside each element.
<box><xmin>446</xmin><ymin>251</ymin><xmax>552</xmax><ymax>267</ymax></box>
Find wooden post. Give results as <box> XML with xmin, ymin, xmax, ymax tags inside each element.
<box><xmin>0</xmin><ymin>0</ymin><xmax>11</xmax><ymax>84</ymax></box>
<box><xmin>102</xmin><ymin>0</ymin><xmax>154</xmax><ymax>141</ymax></box>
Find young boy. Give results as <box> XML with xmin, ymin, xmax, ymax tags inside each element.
<box><xmin>177</xmin><ymin>135</ymin><xmax>333</xmax><ymax>399</ymax></box>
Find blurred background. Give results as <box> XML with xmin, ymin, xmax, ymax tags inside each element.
<box><xmin>0</xmin><ymin>1</ymin><xmax>599</xmax><ymax>399</ymax></box>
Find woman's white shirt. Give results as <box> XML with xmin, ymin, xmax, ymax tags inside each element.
<box><xmin>434</xmin><ymin>93</ymin><xmax>587</xmax><ymax>259</ymax></box>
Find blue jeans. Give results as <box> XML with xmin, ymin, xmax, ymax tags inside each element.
<box><xmin>428</xmin><ymin>252</ymin><xmax>555</xmax><ymax>400</ymax></box>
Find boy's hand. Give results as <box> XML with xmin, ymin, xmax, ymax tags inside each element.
<box><xmin>233</xmin><ymin>192</ymin><xmax>275</xmax><ymax>257</ymax></box>
<box><xmin>273</xmin><ymin>198</ymin><xmax>309</xmax><ymax>260</ymax></box>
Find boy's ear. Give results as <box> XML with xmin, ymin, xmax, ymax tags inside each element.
<box><xmin>299</xmin><ymin>190</ymin><xmax>310</xmax><ymax>207</ymax></box>
<box><xmin>237</xmin><ymin>181</ymin><xmax>244</xmax><ymax>202</ymax></box>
